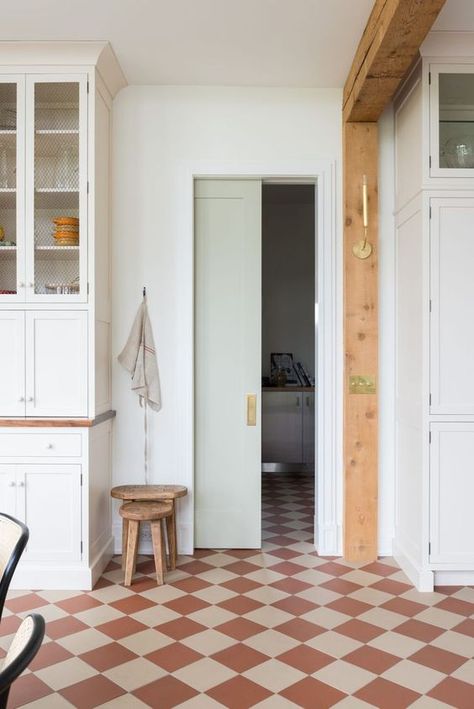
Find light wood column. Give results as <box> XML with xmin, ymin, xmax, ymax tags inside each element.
<box><xmin>343</xmin><ymin>121</ymin><xmax>378</xmax><ymax>562</ymax></box>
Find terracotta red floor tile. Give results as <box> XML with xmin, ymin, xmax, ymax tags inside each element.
<box><xmin>0</xmin><ymin>614</ymin><xmax>22</xmax><ymax>636</ymax></box>
<box><xmin>409</xmin><ymin>644</ymin><xmax>467</xmax><ymax>674</ymax></box>
<box><xmin>29</xmin><ymin>641</ymin><xmax>74</xmax><ymax>671</ymax></box>
<box><xmin>163</xmin><ymin>594</ymin><xmax>210</xmax><ymax>615</ymax></box>
<box><xmin>55</xmin><ymin>594</ymin><xmax>103</xmax><ymax>614</ymax></box>
<box><xmin>272</xmin><ymin>595</ymin><xmax>318</xmax><ymax>616</ymax></box>
<box><xmin>327</xmin><ymin>596</ymin><xmax>373</xmax><ymax>617</ymax></box>
<box><xmin>355</xmin><ymin>677</ymin><xmax>420</xmax><ymax>708</ymax></box>
<box><xmin>320</xmin><ymin>577</ymin><xmax>363</xmax><ymax>595</ymax></box>
<box><xmin>189</xmin><ymin>548</ymin><xmax>214</xmax><ymax>558</ymax></box>
<box><xmin>134</xmin><ymin>676</ymin><xmax>199</xmax><ymax>708</ymax></box>
<box><xmin>453</xmin><ymin>618</ymin><xmax>474</xmax><ymax>637</ymax></box>
<box><xmin>146</xmin><ymin>641</ymin><xmax>204</xmax><ymax>671</ymax></box>
<box><xmin>5</xmin><ymin>592</ymin><xmax>48</xmax><ymax>613</ymax></box>
<box><xmin>277</xmin><ymin>645</ymin><xmax>334</xmax><ymax>673</ymax></box>
<box><xmin>215</xmin><ymin>617</ymin><xmax>266</xmax><ymax>641</ymax></box>
<box><xmin>126</xmin><ymin>575</ymin><xmax>159</xmax><ymax>593</ymax></box>
<box><xmin>381</xmin><ymin>597</ymin><xmax>427</xmax><ymax>617</ymax></box>
<box><xmin>264</xmin><ymin>534</ymin><xmax>297</xmax><ymax>546</ymax></box>
<box><xmin>435</xmin><ymin>586</ymin><xmax>464</xmax><ymax>595</ymax></box>
<box><xmin>156</xmin><ymin>617</ymin><xmax>207</xmax><ymax>640</ymax></box>
<box><xmin>218</xmin><ymin>595</ymin><xmax>263</xmax><ymax>615</ymax></box>
<box><xmin>268</xmin><ymin>560</ymin><xmax>308</xmax><ymax>577</ymax></box>
<box><xmin>393</xmin><ymin>619</ymin><xmax>445</xmax><ymax>643</ymax></box>
<box><xmin>361</xmin><ymin>561</ymin><xmax>398</xmax><ymax>577</ymax></box>
<box><xmin>270</xmin><ymin>577</ymin><xmax>312</xmax><ymax>594</ymax></box>
<box><xmin>275</xmin><ymin>618</ymin><xmax>326</xmax><ymax>642</ymax></box>
<box><xmin>46</xmin><ymin>616</ymin><xmax>89</xmax><ymax>640</ymax></box>
<box><xmin>177</xmin><ymin>559</ymin><xmax>215</xmax><ymax>575</ymax></box>
<box><xmin>96</xmin><ymin>616</ymin><xmax>147</xmax><ymax>640</ymax></box>
<box><xmin>80</xmin><ymin>642</ymin><xmax>138</xmax><ymax>671</ymax></box>
<box><xmin>219</xmin><ymin>577</ymin><xmax>261</xmax><ymax>594</ymax></box>
<box><xmin>60</xmin><ymin>675</ymin><xmax>126</xmax><ymax>708</ymax></box>
<box><xmin>336</xmin><ymin>619</ymin><xmax>385</xmax><ymax>643</ymax></box>
<box><xmin>428</xmin><ymin>676</ymin><xmax>474</xmax><ymax>709</ymax></box>
<box><xmin>206</xmin><ymin>675</ymin><xmax>272</xmax><ymax>709</ymax></box>
<box><xmin>317</xmin><ymin>561</ymin><xmax>351</xmax><ymax>577</ymax></box>
<box><xmin>371</xmin><ymin>578</ymin><xmax>412</xmax><ymax>595</ymax></box>
<box><xmin>92</xmin><ymin>576</ymin><xmax>113</xmax><ymax>590</ymax></box>
<box><xmin>435</xmin><ymin>597</ymin><xmax>474</xmax><ymax>617</ymax></box>
<box><xmin>267</xmin><ymin>547</ymin><xmax>301</xmax><ymax>560</ymax></box>
<box><xmin>110</xmin><ymin>594</ymin><xmax>156</xmax><ymax>614</ymax></box>
<box><xmin>224</xmin><ymin>549</ymin><xmax>261</xmax><ymax>559</ymax></box>
<box><xmin>343</xmin><ymin>645</ymin><xmax>401</xmax><ymax>674</ymax></box>
<box><xmin>211</xmin><ymin>643</ymin><xmax>268</xmax><ymax>672</ymax></box>
<box><xmin>223</xmin><ymin>560</ymin><xmax>261</xmax><ymax>576</ymax></box>
<box><xmin>7</xmin><ymin>674</ymin><xmax>52</xmax><ymax>708</ymax></box>
<box><xmin>171</xmin><ymin>576</ymin><xmax>211</xmax><ymax>593</ymax></box>
<box><xmin>280</xmin><ymin>676</ymin><xmax>346</xmax><ymax>709</ymax></box>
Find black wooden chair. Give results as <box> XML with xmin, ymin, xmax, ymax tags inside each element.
<box><xmin>0</xmin><ymin>514</ymin><xmax>29</xmax><ymax>621</ymax></box>
<box><xmin>0</xmin><ymin>613</ymin><xmax>45</xmax><ymax>708</ymax></box>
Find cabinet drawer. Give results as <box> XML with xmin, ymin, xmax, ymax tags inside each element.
<box><xmin>0</xmin><ymin>433</ymin><xmax>82</xmax><ymax>458</ymax></box>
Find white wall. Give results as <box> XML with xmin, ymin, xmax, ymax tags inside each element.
<box><xmin>112</xmin><ymin>86</ymin><xmax>342</xmax><ymax>553</ymax></box>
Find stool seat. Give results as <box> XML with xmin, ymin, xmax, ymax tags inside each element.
<box><xmin>111</xmin><ymin>485</ymin><xmax>187</xmax><ymax>501</ymax></box>
<box><xmin>120</xmin><ymin>501</ymin><xmax>172</xmax><ymax>522</ymax></box>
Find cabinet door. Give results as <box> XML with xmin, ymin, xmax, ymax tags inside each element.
<box><xmin>262</xmin><ymin>392</ymin><xmax>302</xmax><ymax>463</ymax></box>
<box><xmin>25</xmin><ymin>311</ymin><xmax>88</xmax><ymax>416</ymax></box>
<box><xmin>0</xmin><ymin>311</ymin><xmax>25</xmax><ymax>416</ymax></box>
<box><xmin>25</xmin><ymin>75</ymin><xmax>87</xmax><ymax>302</ymax></box>
<box><xmin>0</xmin><ymin>76</ymin><xmax>25</xmax><ymax>301</ymax></box>
<box><xmin>0</xmin><ymin>465</ymin><xmax>18</xmax><ymax>517</ymax></box>
<box><xmin>430</xmin><ymin>199</ymin><xmax>474</xmax><ymax>414</ymax></box>
<box><xmin>303</xmin><ymin>392</ymin><xmax>315</xmax><ymax>467</ymax></box>
<box><xmin>430</xmin><ymin>423</ymin><xmax>474</xmax><ymax>564</ymax></box>
<box><xmin>18</xmin><ymin>464</ymin><xmax>81</xmax><ymax>562</ymax></box>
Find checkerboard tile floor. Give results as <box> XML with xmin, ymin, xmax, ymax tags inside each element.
<box><xmin>2</xmin><ymin>471</ymin><xmax>474</xmax><ymax>708</ymax></box>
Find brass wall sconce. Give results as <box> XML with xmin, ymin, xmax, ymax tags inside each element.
<box><xmin>352</xmin><ymin>174</ymin><xmax>373</xmax><ymax>259</ymax></box>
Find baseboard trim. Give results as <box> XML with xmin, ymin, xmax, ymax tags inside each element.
<box><xmin>393</xmin><ymin>537</ymin><xmax>434</xmax><ymax>592</ymax></box>
<box><xmin>434</xmin><ymin>570</ymin><xmax>474</xmax><ymax>586</ymax></box>
<box><xmin>90</xmin><ymin>536</ymin><xmax>114</xmax><ymax>588</ymax></box>
<box><xmin>316</xmin><ymin>522</ymin><xmax>342</xmax><ymax>557</ymax></box>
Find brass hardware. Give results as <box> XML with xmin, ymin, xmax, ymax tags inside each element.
<box><xmin>352</xmin><ymin>236</ymin><xmax>373</xmax><ymax>259</ymax></box>
<box><xmin>246</xmin><ymin>393</ymin><xmax>257</xmax><ymax>426</ymax></box>
<box><xmin>349</xmin><ymin>375</ymin><xmax>376</xmax><ymax>394</ymax></box>
<box><xmin>353</xmin><ymin>175</ymin><xmax>373</xmax><ymax>259</ymax></box>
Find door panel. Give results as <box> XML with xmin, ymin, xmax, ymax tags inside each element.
<box><xmin>195</xmin><ymin>179</ymin><xmax>261</xmax><ymax>548</ymax></box>
<box><xmin>0</xmin><ymin>311</ymin><xmax>25</xmax><ymax>416</ymax></box>
<box><xmin>262</xmin><ymin>392</ymin><xmax>302</xmax><ymax>463</ymax></box>
<box><xmin>0</xmin><ymin>465</ymin><xmax>17</xmax><ymax>517</ymax></box>
<box><xmin>25</xmin><ymin>310</ymin><xmax>87</xmax><ymax>416</ymax></box>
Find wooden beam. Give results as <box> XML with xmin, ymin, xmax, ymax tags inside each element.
<box><xmin>343</xmin><ymin>0</ymin><xmax>447</xmax><ymax>122</ymax></box>
<box><xmin>343</xmin><ymin>123</ymin><xmax>379</xmax><ymax>562</ymax></box>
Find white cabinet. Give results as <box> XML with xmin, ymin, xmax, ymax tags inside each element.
<box><xmin>262</xmin><ymin>390</ymin><xmax>315</xmax><ymax>465</ymax></box>
<box><xmin>0</xmin><ymin>465</ymin><xmax>17</xmax><ymax>516</ymax></box>
<box><xmin>0</xmin><ymin>311</ymin><xmax>25</xmax><ymax>416</ymax></box>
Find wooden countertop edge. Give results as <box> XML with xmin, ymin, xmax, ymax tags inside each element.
<box><xmin>0</xmin><ymin>410</ymin><xmax>117</xmax><ymax>428</ymax></box>
<box><xmin>262</xmin><ymin>387</ymin><xmax>315</xmax><ymax>392</ymax></box>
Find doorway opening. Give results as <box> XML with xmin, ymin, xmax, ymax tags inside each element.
<box><xmin>261</xmin><ymin>183</ymin><xmax>316</xmax><ymax>546</ymax></box>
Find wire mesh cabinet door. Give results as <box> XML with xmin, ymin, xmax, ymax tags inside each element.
<box><xmin>25</xmin><ymin>74</ymin><xmax>88</xmax><ymax>302</ymax></box>
<box><xmin>0</xmin><ymin>75</ymin><xmax>25</xmax><ymax>301</ymax></box>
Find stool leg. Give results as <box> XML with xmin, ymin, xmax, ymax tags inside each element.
<box><xmin>151</xmin><ymin>521</ymin><xmax>165</xmax><ymax>585</ymax></box>
<box><xmin>124</xmin><ymin>520</ymin><xmax>139</xmax><ymax>586</ymax></box>
<box><xmin>172</xmin><ymin>501</ymin><xmax>178</xmax><ymax>567</ymax></box>
<box><xmin>122</xmin><ymin>518</ymin><xmax>129</xmax><ymax>571</ymax></box>
<box><xmin>166</xmin><ymin>509</ymin><xmax>177</xmax><ymax>570</ymax></box>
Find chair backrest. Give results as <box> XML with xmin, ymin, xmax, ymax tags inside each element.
<box><xmin>0</xmin><ymin>514</ymin><xmax>29</xmax><ymax>621</ymax></box>
<box><xmin>0</xmin><ymin>613</ymin><xmax>45</xmax><ymax>709</ymax></box>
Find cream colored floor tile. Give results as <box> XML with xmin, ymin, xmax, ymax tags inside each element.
<box><xmin>401</xmin><ymin>590</ymin><xmax>446</xmax><ymax>607</ymax></box>
<box><xmin>22</xmin><ymin>692</ymin><xmax>74</xmax><ymax>707</ymax></box>
<box><xmin>75</xmin><ymin>605</ymin><xmax>124</xmax><ymax>627</ymax></box>
<box><xmin>173</xmin><ymin>657</ymin><xmax>235</xmax><ymax>691</ymax></box>
<box><xmin>300</xmin><ymin>606</ymin><xmax>350</xmax><ymax>629</ymax></box>
<box><xmin>431</xmin><ymin>630</ymin><xmax>474</xmax><ymax>658</ymax></box>
<box><xmin>410</xmin><ymin>697</ymin><xmax>452</xmax><ymax>708</ymax></box>
<box><xmin>118</xmin><ymin>629</ymin><xmax>174</xmax><ymax>655</ymax></box>
<box><xmin>140</xmin><ymin>584</ymin><xmax>186</xmax><ymax>604</ymax></box>
<box><xmin>56</xmin><ymin>628</ymin><xmax>111</xmax><ymax>655</ymax></box>
<box><xmin>104</xmin><ymin>657</ymin><xmax>165</xmax><ymax>691</ymax></box>
<box><xmin>389</xmin><ymin>570</ymin><xmax>413</xmax><ymax>585</ymax></box>
<box><xmin>0</xmin><ymin>634</ymin><xmax>14</xmax><ymax>652</ymax></box>
<box><xmin>338</xmin><ymin>570</ymin><xmax>381</xmax><ymax>587</ymax></box>
<box><xmin>382</xmin><ymin>659</ymin><xmax>445</xmax><ymax>694</ymax></box>
<box><xmin>296</xmin><ymin>586</ymin><xmax>341</xmax><ymax>606</ymax></box>
<box><xmin>28</xmin><ymin>605</ymin><xmax>67</xmax><ymax>624</ymax></box>
<box><xmin>244</xmin><ymin>569</ymin><xmax>286</xmax><ymax>585</ymax></box>
<box><xmin>347</xmin><ymin>587</ymin><xmax>393</xmax><ymax>606</ymax></box>
<box><xmin>243</xmin><ymin>587</ymin><xmax>289</xmax><ymax>606</ymax></box>
<box><xmin>203</xmin><ymin>552</ymin><xmax>239</xmax><ymax>567</ymax></box>
<box><xmin>453</xmin><ymin>587</ymin><xmax>474</xmax><ymax>603</ymax></box>
<box><xmin>88</xmin><ymin>584</ymin><xmax>133</xmax><ymax>604</ymax></box>
<box><xmin>176</xmin><ymin>695</ymin><xmax>225</xmax><ymax>708</ymax></box>
<box><xmin>180</xmin><ymin>629</ymin><xmax>237</xmax><ymax>655</ymax></box>
<box><xmin>357</xmin><ymin>607</ymin><xmax>407</xmax><ymax>630</ymax></box>
<box><xmin>35</xmin><ymin>657</ymin><xmax>97</xmax><ymax>691</ymax></box>
<box><xmin>96</xmin><ymin>694</ymin><xmax>149</xmax><ymax>708</ymax></box>
<box><xmin>313</xmin><ymin>659</ymin><xmax>376</xmax><ymax>694</ymax></box>
<box><xmin>291</xmin><ymin>569</ymin><xmax>333</xmax><ymax>586</ymax></box>
<box><xmin>452</xmin><ymin>659</ymin><xmax>474</xmax><ymax>685</ymax></box>
<box><xmin>307</xmin><ymin>630</ymin><xmax>362</xmax><ymax>658</ymax></box>
<box><xmin>290</xmin><ymin>554</ymin><xmax>328</xmax><ymax>569</ymax></box>
<box><xmin>36</xmin><ymin>590</ymin><xmax>82</xmax><ymax>603</ymax></box>
<box><xmin>159</xmin><ymin>567</ymin><xmax>189</xmax><ymax>583</ymax></box>
<box><xmin>332</xmin><ymin>697</ymin><xmax>373</xmax><ymax>708</ymax></box>
<box><xmin>243</xmin><ymin>629</ymin><xmax>300</xmax><ymax>657</ymax></box>
<box><xmin>243</xmin><ymin>605</ymin><xmax>293</xmax><ymax>629</ymax></box>
<box><xmin>103</xmin><ymin>568</ymin><xmax>129</xmax><ymax>584</ymax></box>
<box><xmin>187</xmin><ymin>605</ymin><xmax>235</xmax><ymax>628</ymax></box>
<box><xmin>243</xmin><ymin>658</ymin><xmax>306</xmax><ymax>693</ymax></box>
<box><xmin>133</xmin><ymin>605</ymin><xmax>180</xmax><ymax>627</ymax></box>
<box><xmin>253</xmin><ymin>695</ymin><xmax>300</xmax><ymax>708</ymax></box>
<box><xmin>193</xmin><ymin>585</ymin><xmax>236</xmax><ymax>605</ymax></box>
<box><xmin>196</xmin><ymin>568</ymin><xmax>238</xmax><ymax>584</ymax></box>
<box><xmin>415</xmin><ymin>607</ymin><xmax>465</xmax><ymax>630</ymax></box>
<box><xmin>368</xmin><ymin>631</ymin><xmax>424</xmax><ymax>658</ymax></box>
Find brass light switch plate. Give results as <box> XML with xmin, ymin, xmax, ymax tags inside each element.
<box><xmin>349</xmin><ymin>375</ymin><xmax>376</xmax><ymax>394</ymax></box>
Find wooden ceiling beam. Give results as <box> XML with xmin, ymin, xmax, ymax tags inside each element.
<box><xmin>343</xmin><ymin>0</ymin><xmax>447</xmax><ymax>122</ymax></box>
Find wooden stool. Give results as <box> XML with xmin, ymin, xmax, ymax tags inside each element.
<box><xmin>111</xmin><ymin>485</ymin><xmax>187</xmax><ymax>570</ymax></box>
<box><xmin>119</xmin><ymin>501</ymin><xmax>173</xmax><ymax>586</ymax></box>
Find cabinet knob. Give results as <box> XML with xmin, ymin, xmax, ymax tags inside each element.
<box><xmin>18</xmin><ymin>282</ymin><xmax>25</xmax><ymax>288</ymax></box>
<box><xmin>46</xmin><ymin>443</ymin><xmax>53</xmax><ymax>449</ymax></box>
<box><xmin>28</xmin><ymin>282</ymin><xmax>34</xmax><ymax>288</ymax></box>
<box><xmin>18</xmin><ymin>481</ymin><xmax>25</xmax><ymax>487</ymax></box>
<box><xmin>27</xmin><ymin>396</ymin><xmax>34</xmax><ymax>402</ymax></box>
<box><xmin>8</xmin><ymin>481</ymin><xmax>16</xmax><ymax>487</ymax></box>
<box><xmin>18</xmin><ymin>396</ymin><xmax>25</xmax><ymax>402</ymax></box>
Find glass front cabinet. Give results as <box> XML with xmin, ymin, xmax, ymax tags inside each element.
<box><xmin>430</xmin><ymin>64</ymin><xmax>474</xmax><ymax>178</ymax></box>
<box><xmin>0</xmin><ymin>74</ymin><xmax>87</xmax><ymax>301</ymax></box>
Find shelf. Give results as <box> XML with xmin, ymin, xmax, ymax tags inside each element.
<box><xmin>35</xmin><ymin>245</ymin><xmax>79</xmax><ymax>261</ymax></box>
<box><xmin>36</xmin><ymin>129</ymin><xmax>79</xmax><ymax>135</ymax></box>
<box><xmin>0</xmin><ymin>246</ymin><xmax>16</xmax><ymax>253</ymax></box>
<box><xmin>35</xmin><ymin>189</ymin><xmax>79</xmax><ymax>209</ymax></box>
<box><xmin>0</xmin><ymin>188</ymin><xmax>15</xmax><ymax>193</ymax></box>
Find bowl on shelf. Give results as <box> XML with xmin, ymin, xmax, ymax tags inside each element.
<box><xmin>45</xmin><ymin>282</ymin><xmax>80</xmax><ymax>294</ymax></box>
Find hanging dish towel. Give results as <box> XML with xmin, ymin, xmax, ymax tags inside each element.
<box><xmin>118</xmin><ymin>298</ymin><xmax>162</xmax><ymax>412</ymax></box>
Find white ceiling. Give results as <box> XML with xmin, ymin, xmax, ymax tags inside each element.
<box><xmin>0</xmin><ymin>0</ymin><xmax>472</xmax><ymax>87</ymax></box>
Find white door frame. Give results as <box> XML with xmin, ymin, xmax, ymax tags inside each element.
<box><xmin>177</xmin><ymin>159</ymin><xmax>341</xmax><ymax>556</ymax></box>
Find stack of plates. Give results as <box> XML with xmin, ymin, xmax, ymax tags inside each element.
<box><xmin>53</xmin><ymin>216</ymin><xmax>79</xmax><ymax>246</ymax></box>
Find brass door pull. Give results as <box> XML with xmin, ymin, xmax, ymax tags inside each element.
<box><xmin>246</xmin><ymin>394</ymin><xmax>257</xmax><ymax>426</ymax></box>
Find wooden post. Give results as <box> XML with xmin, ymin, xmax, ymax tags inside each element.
<box><xmin>343</xmin><ymin>122</ymin><xmax>378</xmax><ymax>562</ymax></box>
